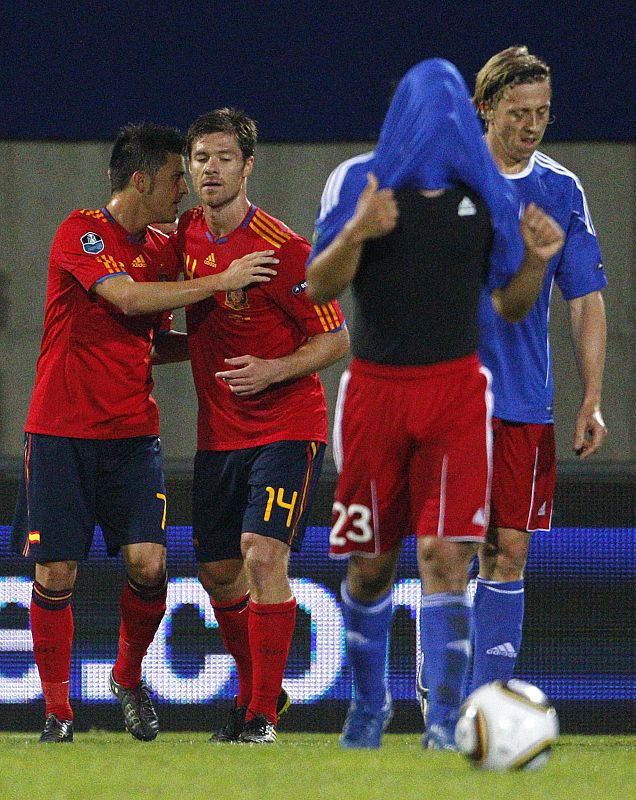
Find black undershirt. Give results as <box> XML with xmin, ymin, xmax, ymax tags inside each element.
<box><xmin>350</xmin><ymin>185</ymin><xmax>493</xmax><ymax>366</ymax></box>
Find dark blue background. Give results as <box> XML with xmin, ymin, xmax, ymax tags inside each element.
<box><xmin>2</xmin><ymin>1</ymin><xmax>633</xmax><ymax>141</ymax></box>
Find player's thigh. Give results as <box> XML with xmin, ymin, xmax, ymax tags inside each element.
<box><xmin>243</xmin><ymin>440</ymin><xmax>325</xmax><ymax>552</ymax></box>
<box><xmin>192</xmin><ymin>448</ymin><xmax>250</xmax><ymax>563</ymax></box>
<box><xmin>409</xmin><ymin>365</ymin><xmax>491</xmax><ymax>540</ymax></box>
<box><xmin>11</xmin><ymin>433</ymin><xmax>99</xmax><ymax>562</ymax></box>
<box><xmin>331</xmin><ymin>374</ymin><xmax>412</xmax><ymax>558</ymax></box>
<box><xmin>96</xmin><ymin>436</ymin><xmax>167</xmax><ymax>556</ymax></box>
<box><xmin>490</xmin><ymin>420</ymin><xmax>555</xmax><ymax>532</ymax></box>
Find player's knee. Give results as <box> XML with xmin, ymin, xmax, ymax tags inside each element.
<box><xmin>347</xmin><ymin>568</ymin><xmax>391</xmax><ymax>600</ymax></box>
<box><xmin>198</xmin><ymin>561</ymin><xmax>243</xmax><ymax>598</ymax></box>
<box><xmin>35</xmin><ymin>560</ymin><xmax>77</xmax><ymax>590</ymax></box>
<box><xmin>127</xmin><ymin>554</ymin><xmax>166</xmax><ymax>586</ymax></box>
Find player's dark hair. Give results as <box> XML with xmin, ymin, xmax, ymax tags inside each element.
<box><xmin>109</xmin><ymin>122</ymin><xmax>185</xmax><ymax>193</ymax></box>
<box><xmin>474</xmin><ymin>46</ymin><xmax>551</xmax><ymax>128</ymax></box>
<box><xmin>186</xmin><ymin>108</ymin><xmax>257</xmax><ymax>161</ymax></box>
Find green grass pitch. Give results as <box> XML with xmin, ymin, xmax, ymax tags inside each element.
<box><xmin>1</xmin><ymin>733</ymin><xmax>635</xmax><ymax>800</ymax></box>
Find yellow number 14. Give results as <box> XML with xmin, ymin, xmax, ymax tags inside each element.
<box><xmin>264</xmin><ymin>486</ymin><xmax>299</xmax><ymax>528</ymax></box>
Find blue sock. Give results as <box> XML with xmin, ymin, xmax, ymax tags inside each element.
<box><xmin>469</xmin><ymin>578</ymin><xmax>524</xmax><ymax>693</ymax></box>
<box><xmin>341</xmin><ymin>579</ymin><xmax>392</xmax><ymax>711</ymax></box>
<box><xmin>419</xmin><ymin>592</ymin><xmax>471</xmax><ymax>733</ymax></box>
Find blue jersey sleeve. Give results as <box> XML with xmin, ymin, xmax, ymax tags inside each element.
<box><xmin>554</xmin><ymin>197</ymin><xmax>606</xmax><ymax>300</ymax></box>
<box><xmin>307</xmin><ymin>154</ymin><xmax>373</xmax><ymax>266</ymax></box>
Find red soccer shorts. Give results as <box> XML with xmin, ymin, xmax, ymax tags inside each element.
<box><xmin>490</xmin><ymin>418</ymin><xmax>556</xmax><ymax>532</ymax></box>
<box><xmin>329</xmin><ymin>354</ymin><xmax>493</xmax><ymax>559</ymax></box>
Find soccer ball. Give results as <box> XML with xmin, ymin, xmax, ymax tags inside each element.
<box><xmin>455</xmin><ymin>679</ymin><xmax>559</xmax><ymax>771</ymax></box>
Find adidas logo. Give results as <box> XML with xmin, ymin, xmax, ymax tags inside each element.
<box><xmin>537</xmin><ymin>501</ymin><xmax>547</xmax><ymax>516</ymax></box>
<box><xmin>486</xmin><ymin>642</ymin><xmax>517</xmax><ymax>658</ymax></box>
<box><xmin>457</xmin><ymin>196</ymin><xmax>477</xmax><ymax>217</ymax></box>
<box><xmin>472</xmin><ymin>507</ymin><xmax>487</xmax><ymax>526</ymax></box>
<box><xmin>204</xmin><ymin>253</ymin><xmax>217</xmax><ymax>267</ymax></box>
<box><xmin>130</xmin><ymin>254</ymin><xmax>148</xmax><ymax>269</ymax></box>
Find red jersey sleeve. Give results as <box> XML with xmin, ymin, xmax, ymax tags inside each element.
<box><xmin>271</xmin><ymin>236</ymin><xmax>345</xmax><ymax>336</ymax></box>
<box><xmin>53</xmin><ymin>212</ymin><xmax>129</xmax><ymax>292</ymax></box>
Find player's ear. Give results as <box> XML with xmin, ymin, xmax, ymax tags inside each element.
<box><xmin>131</xmin><ymin>170</ymin><xmax>150</xmax><ymax>194</ymax></box>
<box><xmin>242</xmin><ymin>156</ymin><xmax>254</xmax><ymax>179</ymax></box>
<box><xmin>478</xmin><ymin>102</ymin><xmax>492</xmax><ymax>120</ymax></box>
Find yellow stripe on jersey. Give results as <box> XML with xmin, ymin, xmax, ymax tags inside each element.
<box><xmin>253</xmin><ymin>210</ymin><xmax>292</xmax><ymax>241</ymax></box>
<box><xmin>96</xmin><ymin>254</ymin><xmax>126</xmax><ymax>273</ymax></box>
<box><xmin>249</xmin><ymin>213</ymin><xmax>291</xmax><ymax>248</ymax></box>
<box><xmin>322</xmin><ymin>303</ymin><xmax>340</xmax><ymax>329</ymax></box>
<box><xmin>78</xmin><ymin>209</ymin><xmax>108</xmax><ymax>223</ymax></box>
<box><xmin>313</xmin><ymin>303</ymin><xmax>341</xmax><ymax>332</ymax></box>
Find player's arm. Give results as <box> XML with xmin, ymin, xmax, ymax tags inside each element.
<box><xmin>568</xmin><ymin>290</ymin><xmax>607</xmax><ymax>458</ymax></box>
<box><xmin>151</xmin><ymin>330</ymin><xmax>190</xmax><ymax>365</ymax></box>
<box><xmin>491</xmin><ymin>203</ymin><xmax>565</xmax><ymax>323</ymax></box>
<box><xmin>93</xmin><ymin>251</ymin><xmax>278</xmax><ymax>315</ymax></box>
<box><xmin>216</xmin><ymin>328</ymin><xmax>350</xmax><ymax>397</ymax></box>
<box><xmin>307</xmin><ymin>173</ymin><xmax>398</xmax><ymax>303</ymax></box>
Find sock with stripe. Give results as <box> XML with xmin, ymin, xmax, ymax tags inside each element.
<box><xmin>212</xmin><ymin>593</ymin><xmax>252</xmax><ymax>708</ymax></box>
<box><xmin>419</xmin><ymin>591</ymin><xmax>471</xmax><ymax>734</ymax></box>
<box><xmin>112</xmin><ymin>573</ymin><xmax>167</xmax><ymax>688</ymax></box>
<box><xmin>341</xmin><ymin>579</ymin><xmax>392</xmax><ymax>712</ymax></box>
<box><xmin>469</xmin><ymin>577</ymin><xmax>524</xmax><ymax>693</ymax></box>
<box><xmin>30</xmin><ymin>581</ymin><xmax>74</xmax><ymax>721</ymax></box>
<box><xmin>247</xmin><ymin>598</ymin><xmax>296</xmax><ymax>724</ymax></box>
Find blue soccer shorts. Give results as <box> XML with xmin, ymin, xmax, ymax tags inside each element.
<box><xmin>11</xmin><ymin>433</ymin><xmax>167</xmax><ymax>561</ymax></box>
<box><xmin>192</xmin><ymin>440</ymin><xmax>325</xmax><ymax>562</ymax></box>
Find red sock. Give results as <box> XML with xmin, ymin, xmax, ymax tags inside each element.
<box><xmin>30</xmin><ymin>581</ymin><xmax>74</xmax><ymax>721</ymax></box>
<box><xmin>112</xmin><ymin>575</ymin><xmax>167</xmax><ymax>688</ymax></box>
<box><xmin>247</xmin><ymin>598</ymin><xmax>297</xmax><ymax>724</ymax></box>
<box><xmin>212</xmin><ymin>593</ymin><xmax>252</xmax><ymax>707</ymax></box>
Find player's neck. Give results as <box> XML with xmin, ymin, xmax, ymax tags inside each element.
<box><xmin>486</xmin><ymin>133</ymin><xmax>532</xmax><ymax>175</ymax></box>
<box><xmin>203</xmin><ymin>193</ymin><xmax>251</xmax><ymax>239</ymax></box>
<box><xmin>105</xmin><ymin>196</ymin><xmax>148</xmax><ymax>238</ymax></box>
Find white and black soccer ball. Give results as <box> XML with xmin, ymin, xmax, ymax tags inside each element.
<box><xmin>455</xmin><ymin>679</ymin><xmax>559</xmax><ymax>771</ymax></box>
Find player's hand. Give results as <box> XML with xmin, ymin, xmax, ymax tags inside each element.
<box><xmin>348</xmin><ymin>173</ymin><xmax>398</xmax><ymax>242</ymax></box>
<box><xmin>520</xmin><ymin>203</ymin><xmax>565</xmax><ymax>263</ymax></box>
<box><xmin>215</xmin><ymin>355</ymin><xmax>282</xmax><ymax>396</ymax></box>
<box><xmin>219</xmin><ymin>251</ymin><xmax>278</xmax><ymax>291</ymax></box>
<box><xmin>573</xmin><ymin>405</ymin><xmax>607</xmax><ymax>459</ymax></box>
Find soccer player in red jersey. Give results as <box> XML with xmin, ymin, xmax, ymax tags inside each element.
<box><xmin>177</xmin><ymin>108</ymin><xmax>349</xmax><ymax>743</ymax></box>
<box><xmin>11</xmin><ymin>122</ymin><xmax>278</xmax><ymax>743</ymax></box>
<box><xmin>306</xmin><ymin>59</ymin><xmax>564</xmax><ymax>750</ymax></box>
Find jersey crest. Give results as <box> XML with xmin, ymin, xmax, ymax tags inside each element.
<box><xmin>225</xmin><ymin>289</ymin><xmax>249</xmax><ymax>310</ymax></box>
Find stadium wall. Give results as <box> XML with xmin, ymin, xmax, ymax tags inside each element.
<box><xmin>0</xmin><ymin>141</ymin><xmax>634</xmax><ymax>468</ymax></box>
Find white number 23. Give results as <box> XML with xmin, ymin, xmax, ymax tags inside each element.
<box><xmin>329</xmin><ymin>501</ymin><xmax>374</xmax><ymax>546</ymax></box>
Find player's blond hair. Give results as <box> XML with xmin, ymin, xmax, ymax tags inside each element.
<box><xmin>474</xmin><ymin>46</ymin><xmax>551</xmax><ymax>129</ymax></box>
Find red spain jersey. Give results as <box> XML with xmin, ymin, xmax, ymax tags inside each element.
<box><xmin>26</xmin><ymin>208</ymin><xmax>179</xmax><ymax>439</ymax></box>
<box><xmin>177</xmin><ymin>205</ymin><xmax>345</xmax><ymax>450</ymax></box>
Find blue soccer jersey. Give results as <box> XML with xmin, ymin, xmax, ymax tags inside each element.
<box><xmin>308</xmin><ymin>59</ymin><xmax>524</xmax><ymax>282</ymax></box>
<box><xmin>479</xmin><ymin>150</ymin><xmax>607</xmax><ymax>423</ymax></box>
